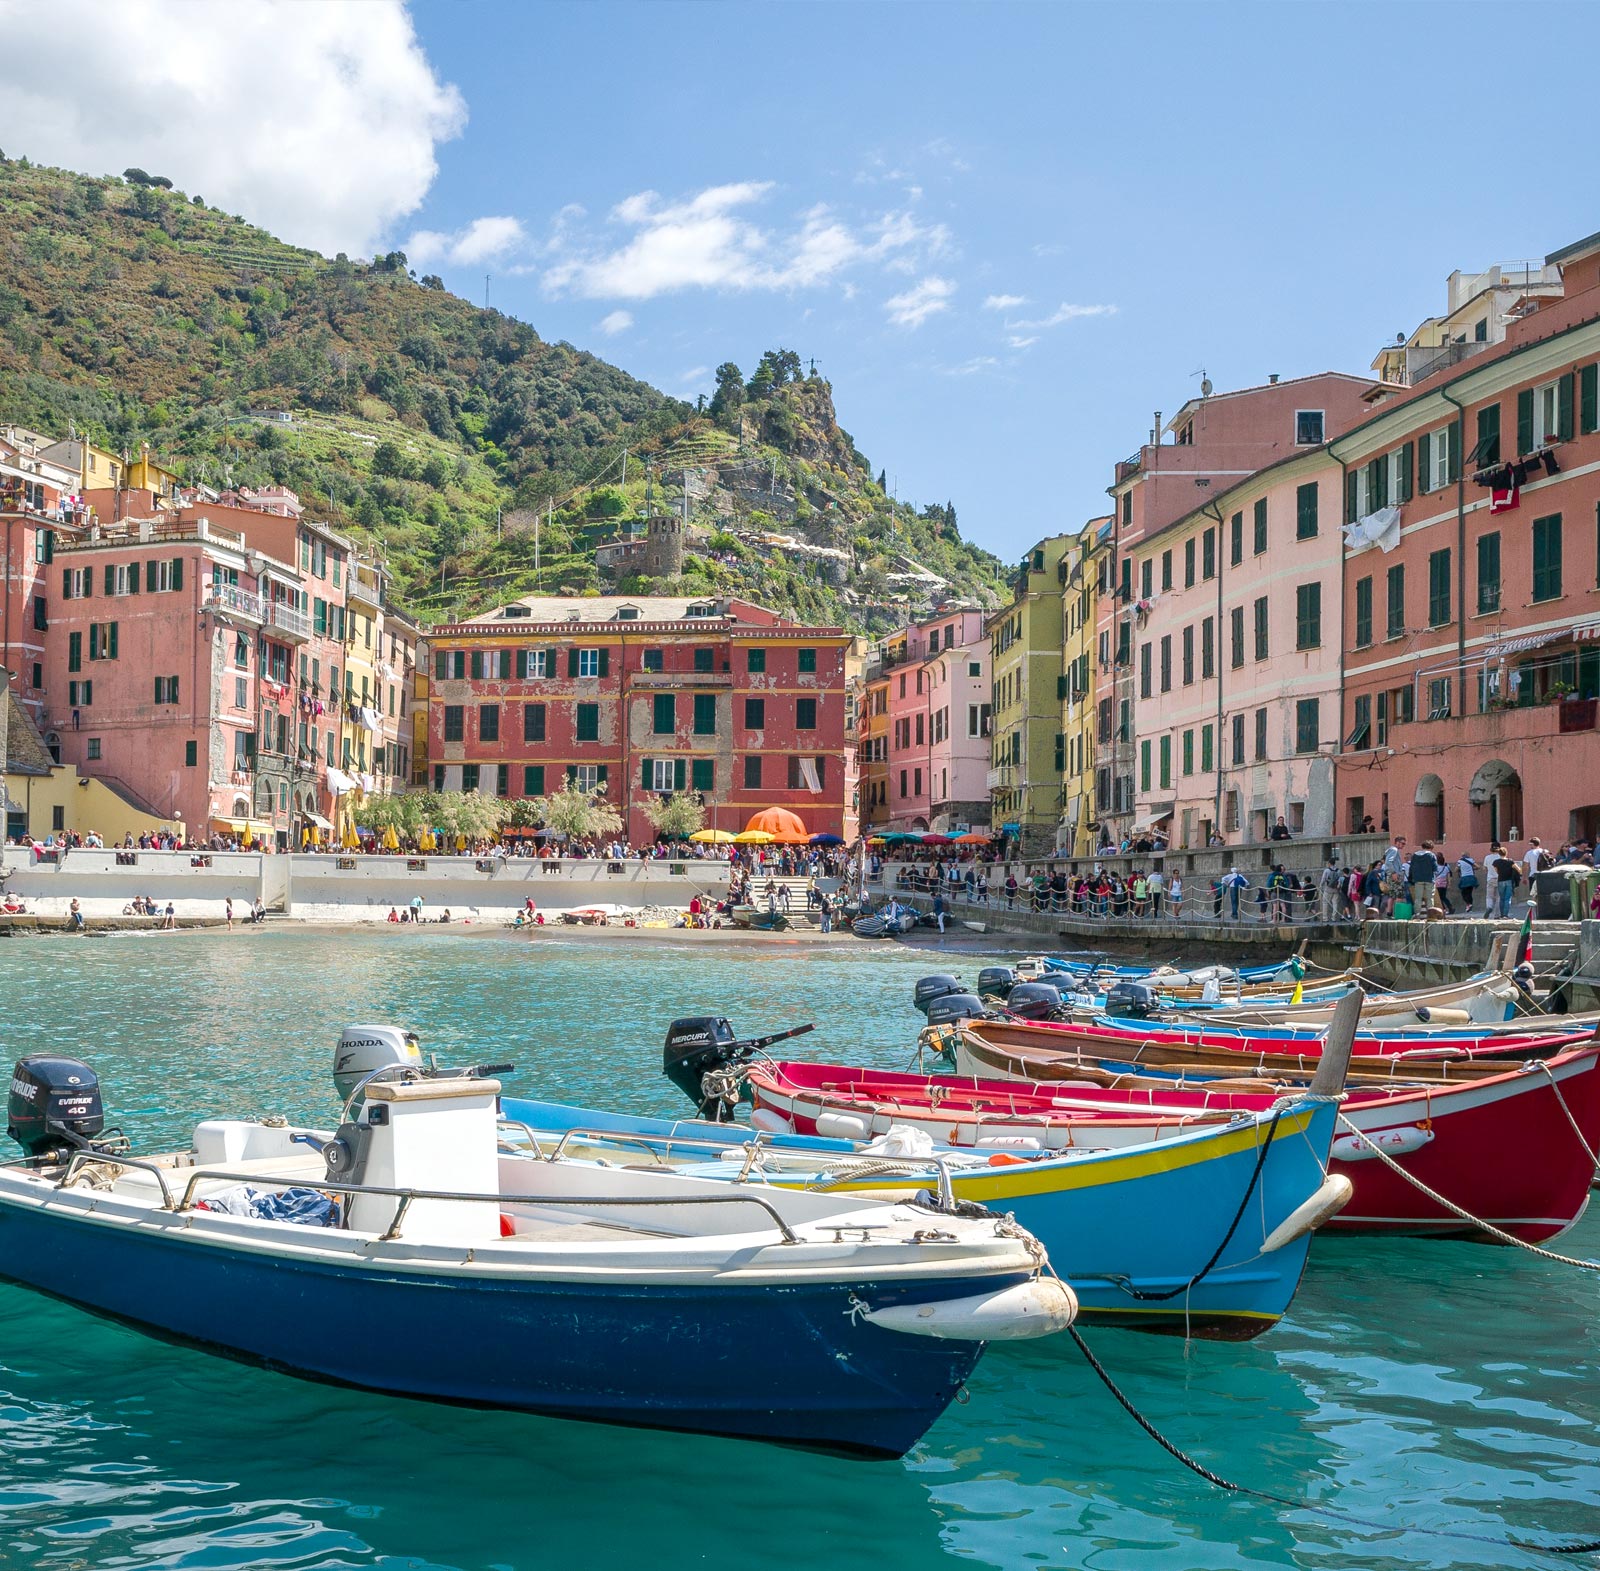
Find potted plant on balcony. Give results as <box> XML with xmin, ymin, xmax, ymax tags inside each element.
<box><xmin>1545</xmin><ymin>681</ymin><xmax>1577</xmax><ymax>705</ymax></box>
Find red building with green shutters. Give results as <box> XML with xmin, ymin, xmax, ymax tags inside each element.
<box><xmin>421</xmin><ymin>595</ymin><xmax>851</xmax><ymax>842</ymax></box>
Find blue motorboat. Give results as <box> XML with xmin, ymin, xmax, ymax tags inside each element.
<box><xmin>503</xmin><ymin>994</ymin><xmax>1359</xmax><ymax>1341</ymax></box>
<box><xmin>0</xmin><ymin>1051</ymin><xmax>1074</xmax><ymax>1458</ymax></box>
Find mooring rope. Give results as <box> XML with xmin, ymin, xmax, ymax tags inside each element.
<box><xmin>1065</xmin><ymin>1320</ymin><xmax>1600</xmax><ymax>1557</ymax></box>
<box><xmin>1333</xmin><ymin>1114</ymin><xmax>1600</xmax><ymax>1271</ymax></box>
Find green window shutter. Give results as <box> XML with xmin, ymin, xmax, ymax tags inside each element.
<box><xmin>598</xmin><ymin>648</ymin><xmax>610</xmax><ymax>678</ymax></box>
<box><xmin>126</xmin><ymin>563</ymin><xmax>139</xmax><ymax>595</ymax></box>
<box><xmin>1447</xmin><ymin>420</ymin><xmax>1461</xmax><ymax>481</ymax></box>
<box><xmin>1295</xmin><ymin>482</ymin><xmax>1319</xmax><ymax>538</ymax></box>
<box><xmin>146</xmin><ymin>559</ymin><xmax>157</xmax><ymax>591</ymax></box>
<box><xmin>1397</xmin><ymin>442</ymin><xmax>1413</xmax><ymax>502</ymax></box>
<box><xmin>516</xmin><ymin>649</ymin><xmax>528</xmax><ymax>679</ymax></box>
<box><xmin>691</xmin><ymin>758</ymin><xmax>713</xmax><ymax>793</ymax></box>
<box><xmin>547</xmin><ymin>647</ymin><xmax>558</xmax><ymax>676</ymax></box>
<box><xmin>641</xmin><ymin>759</ymin><xmax>652</xmax><ymax>789</ymax></box>
<box><xmin>1581</xmin><ymin>365</ymin><xmax>1599</xmax><ymax>435</ymax></box>
<box><xmin>693</xmin><ymin>693</ymin><xmax>717</xmax><ymax>734</ymax></box>
<box><xmin>567</xmin><ymin>648</ymin><xmax>579</xmax><ymax>677</ymax></box>
<box><xmin>1139</xmin><ymin>739</ymin><xmax>1151</xmax><ymax>793</ymax></box>
<box><xmin>565</xmin><ymin>765</ymin><xmax>578</xmax><ymax>786</ymax></box>
<box><xmin>1417</xmin><ymin>431</ymin><xmax>1432</xmax><ymax>493</ymax></box>
<box><xmin>524</xmin><ymin>765</ymin><xmax>544</xmax><ymax>796</ymax></box>
<box><xmin>109</xmin><ymin>623</ymin><xmax>117</xmax><ymax>659</ymax></box>
<box><xmin>61</xmin><ymin>567</ymin><xmax>70</xmax><ymax>597</ymax></box>
<box><xmin>154</xmin><ymin>676</ymin><xmax>162</xmax><ymax>704</ymax></box>
<box><xmin>674</xmin><ymin>758</ymin><xmax>686</xmax><ymax>792</ymax></box>
<box><xmin>1517</xmin><ymin>388</ymin><xmax>1534</xmax><ymax>454</ymax></box>
<box><xmin>171</xmin><ymin>557</ymin><xmax>182</xmax><ymax>591</ymax></box>
<box><xmin>1159</xmin><ymin>735</ymin><xmax>1170</xmax><ymax>789</ymax></box>
<box><xmin>103</xmin><ymin>564</ymin><xmax>114</xmax><ymax>595</ymax></box>
<box><xmin>596</xmin><ymin>764</ymin><xmax>608</xmax><ymax>785</ymax></box>
<box><xmin>68</xmin><ymin>631</ymin><xmax>80</xmax><ymax>672</ymax></box>
<box><xmin>653</xmin><ymin>692</ymin><xmax>675</xmax><ymax>733</ymax></box>
<box><xmin>434</xmin><ymin>651</ymin><xmax>447</xmax><ymax>680</ymax></box>
<box><xmin>1201</xmin><ymin>725</ymin><xmax>1213</xmax><ymax>773</ymax></box>
<box><xmin>1345</xmin><ymin>470</ymin><xmax>1358</xmax><ymax>522</ymax></box>
<box><xmin>1558</xmin><ymin>372</ymin><xmax>1575</xmax><ymax>442</ymax></box>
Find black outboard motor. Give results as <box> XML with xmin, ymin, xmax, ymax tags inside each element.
<box><xmin>663</xmin><ymin>1017</ymin><xmax>816</xmax><ymax>1120</ymax></box>
<box><xmin>8</xmin><ymin>1056</ymin><xmax>105</xmax><ymax>1161</ymax></box>
<box><xmin>1105</xmin><ymin>981</ymin><xmax>1161</xmax><ymax>1019</ymax></box>
<box><xmin>913</xmin><ymin>974</ymin><xmax>964</xmax><ymax>1015</ymax></box>
<box><xmin>976</xmin><ymin>966</ymin><xmax>1015</xmax><ymax>1000</ymax></box>
<box><xmin>1006</xmin><ymin>981</ymin><xmax>1062</xmax><ymax>1021</ymax></box>
<box><xmin>926</xmin><ymin>991</ymin><xmax>985</xmax><ymax>1027</ymax></box>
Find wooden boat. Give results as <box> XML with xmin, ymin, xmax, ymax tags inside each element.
<box><xmin>504</xmin><ymin>1006</ymin><xmax>1354</xmax><ymax>1340</ymax></box>
<box><xmin>953</xmin><ymin>1017</ymin><xmax>1594</xmax><ymax>1087</ymax></box>
<box><xmin>0</xmin><ymin>1055</ymin><xmax>1071</xmax><ymax>1459</ymax></box>
<box><xmin>745</xmin><ymin>1042</ymin><xmax>1600</xmax><ymax>1243</ymax></box>
<box><xmin>1173</xmin><ymin>971</ymin><xmax>1524</xmax><ymax>1027</ymax></box>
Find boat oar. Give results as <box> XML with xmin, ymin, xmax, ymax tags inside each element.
<box><xmin>1307</xmin><ymin>990</ymin><xmax>1361</xmax><ymax>1099</ymax></box>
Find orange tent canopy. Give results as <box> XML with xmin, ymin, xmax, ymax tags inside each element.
<box><xmin>743</xmin><ymin>807</ymin><xmax>810</xmax><ymax>843</ymax></box>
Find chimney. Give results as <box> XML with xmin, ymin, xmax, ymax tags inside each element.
<box><xmin>1268</xmin><ymin>373</ymin><xmax>1280</xmax><ymax>385</ymax></box>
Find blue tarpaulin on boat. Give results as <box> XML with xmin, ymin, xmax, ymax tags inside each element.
<box><xmin>195</xmin><ymin>1185</ymin><xmax>341</xmax><ymax>1227</ymax></box>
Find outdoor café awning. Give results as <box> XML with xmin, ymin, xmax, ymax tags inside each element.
<box><xmin>304</xmin><ymin>812</ymin><xmax>334</xmax><ymax>831</ymax></box>
<box><xmin>211</xmin><ymin>816</ymin><xmax>273</xmax><ymax>836</ymax></box>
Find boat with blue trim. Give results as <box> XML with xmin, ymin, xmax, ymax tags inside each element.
<box><xmin>0</xmin><ymin>1047</ymin><xmax>1074</xmax><ymax>1458</ymax></box>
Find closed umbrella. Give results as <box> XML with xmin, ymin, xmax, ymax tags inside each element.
<box><xmin>383</xmin><ymin>825</ymin><xmax>400</xmax><ymax>851</ymax></box>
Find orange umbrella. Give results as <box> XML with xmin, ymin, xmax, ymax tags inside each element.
<box><xmin>743</xmin><ymin>807</ymin><xmax>810</xmax><ymax>843</ymax></box>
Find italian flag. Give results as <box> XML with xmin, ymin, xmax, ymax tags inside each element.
<box><xmin>1515</xmin><ymin>909</ymin><xmax>1534</xmax><ymax>969</ymax></box>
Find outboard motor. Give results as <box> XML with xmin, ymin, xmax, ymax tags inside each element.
<box><xmin>1006</xmin><ymin>981</ymin><xmax>1062</xmax><ymax>1021</ymax></box>
<box><xmin>913</xmin><ymin>974</ymin><xmax>965</xmax><ymax>1015</ymax></box>
<box><xmin>976</xmin><ymin>966</ymin><xmax>1015</xmax><ymax>1000</ymax></box>
<box><xmin>663</xmin><ymin>1017</ymin><xmax>817</xmax><ymax>1120</ymax></box>
<box><xmin>925</xmin><ymin>991</ymin><xmax>985</xmax><ymax>1027</ymax></box>
<box><xmin>334</xmin><ymin>1024</ymin><xmax>424</xmax><ymax>1102</ymax></box>
<box><xmin>8</xmin><ymin>1056</ymin><xmax>105</xmax><ymax>1161</ymax></box>
<box><xmin>1105</xmin><ymin>981</ymin><xmax>1160</xmax><ymax>1019</ymax></box>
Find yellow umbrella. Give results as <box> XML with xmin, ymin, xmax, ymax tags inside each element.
<box><xmin>689</xmin><ymin>828</ymin><xmax>736</xmax><ymax>844</ymax></box>
<box><xmin>455</xmin><ymin>833</ymin><xmax>467</xmax><ymax>851</ymax></box>
<box><xmin>732</xmin><ymin>829</ymin><xmax>775</xmax><ymax>844</ymax></box>
<box><xmin>383</xmin><ymin>825</ymin><xmax>400</xmax><ymax>851</ymax></box>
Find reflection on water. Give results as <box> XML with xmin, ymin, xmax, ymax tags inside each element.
<box><xmin>0</xmin><ymin>929</ymin><xmax>1595</xmax><ymax>1570</ymax></box>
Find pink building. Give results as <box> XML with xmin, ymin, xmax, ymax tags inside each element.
<box><xmin>1</xmin><ymin>432</ymin><xmax>81</xmax><ymax>725</ymax></box>
<box><xmin>1335</xmin><ymin>231</ymin><xmax>1600</xmax><ymax>851</ymax></box>
<box><xmin>1099</xmin><ymin>372</ymin><xmax>1377</xmax><ymax>843</ymax></box>
<box><xmin>921</xmin><ymin>607</ymin><xmax>991</xmax><ymax>833</ymax></box>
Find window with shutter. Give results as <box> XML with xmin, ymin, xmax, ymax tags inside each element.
<box><xmin>693</xmin><ymin>693</ymin><xmax>717</xmax><ymax>734</ymax></box>
<box><xmin>653</xmin><ymin>693</ymin><xmax>675</xmax><ymax>733</ymax></box>
<box><xmin>1428</xmin><ymin>549</ymin><xmax>1452</xmax><ymax>626</ymax></box>
<box><xmin>575</xmin><ymin>702</ymin><xmax>600</xmax><ymax>741</ymax></box>
<box><xmin>691</xmin><ymin>758</ymin><xmax>714</xmax><ymax>793</ymax></box>
<box><xmin>1447</xmin><ymin>421</ymin><xmax>1461</xmax><ymax>481</ymax></box>
<box><xmin>1158</xmin><ymin>734</ymin><xmax>1170</xmax><ymax>788</ymax></box>
<box><xmin>1295</xmin><ymin>482</ymin><xmax>1319</xmax><ymax>539</ymax></box>
<box><xmin>1418</xmin><ymin>430</ymin><xmax>1433</xmax><ymax>493</ymax></box>
<box><xmin>1476</xmin><ymin>532</ymin><xmax>1501</xmax><ymax>614</ymax></box>
<box><xmin>1518</xmin><ymin>387</ymin><xmax>1535</xmax><ymax>454</ymax></box>
<box><xmin>523</xmin><ymin>702</ymin><xmax>546</xmax><ymax>743</ymax></box>
<box><xmin>1582</xmin><ymin>364</ymin><xmax>1599</xmax><ymax>435</ymax></box>
<box><xmin>1201</xmin><ymin>724</ymin><xmax>1213</xmax><ymax>772</ymax></box>
<box><xmin>1295</xmin><ymin>583</ymin><xmax>1321</xmax><ymax>649</ymax></box>
<box><xmin>1533</xmin><ymin>514</ymin><xmax>1563</xmax><ymax>602</ymax></box>
<box><xmin>523</xmin><ymin>765</ymin><xmax>545</xmax><ymax>796</ymax></box>
<box><xmin>1474</xmin><ymin>404</ymin><xmax>1501</xmax><ymax>466</ymax></box>
<box><xmin>1231</xmin><ymin>712</ymin><xmax>1245</xmax><ymax>764</ymax></box>
<box><xmin>1558</xmin><ymin>372</ymin><xmax>1575</xmax><ymax>442</ymax></box>
<box><xmin>1253</xmin><ymin>596</ymin><xmax>1268</xmax><ymax>660</ymax></box>
<box><xmin>1229</xmin><ymin>512</ymin><xmax>1242</xmax><ymax>565</ymax></box>
<box><xmin>1181</xmin><ymin>730</ymin><xmax>1193</xmax><ymax>776</ymax></box>
<box><xmin>479</xmin><ymin>704</ymin><xmax>499</xmax><ymax>742</ymax></box>
<box><xmin>796</xmin><ymin>697</ymin><xmax>817</xmax><ymax>729</ymax></box>
<box><xmin>1229</xmin><ymin>606</ymin><xmax>1244</xmax><ymax>668</ymax></box>
<box><xmin>1139</xmin><ymin>739</ymin><xmax>1151</xmax><ymax>792</ymax></box>
<box><xmin>1354</xmin><ymin>576</ymin><xmax>1372</xmax><ymax>647</ymax></box>
<box><xmin>1254</xmin><ymin>707</ymin><xmax>1267</xmax><ymax>761</ymax></box>
<box><xmin>1386</xmin><ymin>564</ymin><xmax>1405</xmax><ymax>637</ymax></box>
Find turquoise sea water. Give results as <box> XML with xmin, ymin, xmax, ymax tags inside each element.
<box><xmin>0</xmin><ymin>928</ymin><xmax>1596</xmax><ymax>1571</ymax></box>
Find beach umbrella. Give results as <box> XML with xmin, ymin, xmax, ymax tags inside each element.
<box><xmin>689</xmin><ymin>828</ymin><xmax>736</xmax><ymax>844</ymax></box>
<box><xmin>921</xmin><ymin>834</ymin><xmax>953</xmax><ymax>846</ymax></box>
<box><xmin>733</xmin><ymin>829</ymin><xmax>776</xmax><ymax>844</ymax></box>
<box><xmin>382</xmin><ymin>825</ymin><xmax>400</xmax><ymax>851</ymax></box>
<box><xmin>743</xmin><ymin>807</ymin><xmax>809</xmax><ymax>843</ymax></box>
<box><xmin>809</xmin><ymin>832</ymin><xmax>844</xmax><ymax>845</ymax></box>
<box><xmin>954</xmin><ymin>831</ymin><xmax>992</xmax><ymax>844</ymax></box>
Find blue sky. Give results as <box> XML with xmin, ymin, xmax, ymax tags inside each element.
<box><xmin>9</xmin><ymin>1</ymin><xmax>1599</xmax><ymax>564</ymax></box>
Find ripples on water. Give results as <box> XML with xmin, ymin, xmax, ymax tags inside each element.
<box><xmin>0</xmin><ymin>928</ymin><xmax>1595</xmax><ymax>1570</ymax></box>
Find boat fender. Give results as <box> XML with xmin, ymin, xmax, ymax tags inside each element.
<box><xmin>1261</xmin><ymin>1174</ymin><xmax>1354</xmax><ymax>1253</ymax></box>
<box><xmin>862</xmin><ymin>1277</ymin><xmax>1078</xmax><ymax>1340</ymax></box>
<box><xmin>748</xmin><ymin>1107</ymin><xmax>795</xmax><ymax>1135</ymax></box>
<box><xmin>1331</xmin><ymin>1126</ymin><xmax>1434</xmax><ymax>1163</ymax></box>
<box><xmin>987</xmin><ymin>1151</ymin><xmax>1031</xmax><ymax>1167</ymax></box>
<box><xmin>816</xmin><ymin>1111</ymin><xmax>872</xmax><ymax>1141</ymax></box>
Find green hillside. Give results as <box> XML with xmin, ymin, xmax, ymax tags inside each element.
<box><xmin>0</xmin><ymin>156</ymin><xmax>1004</xmax><ymax>629</ymax></box>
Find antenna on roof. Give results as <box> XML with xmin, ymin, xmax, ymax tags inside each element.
<box><xmin>1192</xmin><ymin>367</ymin><xmax>1212</xmax><ymax>397</ymax></box>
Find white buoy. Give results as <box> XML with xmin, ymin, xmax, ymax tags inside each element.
<box><xmin>863</xmin><ymin>1277</ymin><xmax>1078</xmax><ymax>1340</ymax></box>
<box><xmin>1261</xmin><ymin>1173</ymin><xmax>1355</xmax><ymax>1253</ymax></box>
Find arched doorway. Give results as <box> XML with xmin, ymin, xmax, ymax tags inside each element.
<box><xmin>1468</xmin><ymin>760</ymin><xmax>1522</xmax><ymax>846</ymax></box>
<box><xmin>1414</xmin><ymin>774</ymin><xmax>1444</xmax><ymax>842</ymax></box>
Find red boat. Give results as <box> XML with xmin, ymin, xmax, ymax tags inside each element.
<box><xmin>747</xmin><ymin>1047</ymin><xmax>1600</xmax><ymax>1243</ymax></box>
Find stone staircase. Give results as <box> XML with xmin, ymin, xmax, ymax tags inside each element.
<box><xmin>737</xmin><ymin>874</ymin><xmax>826</xmax><ymax>929</ymax></box>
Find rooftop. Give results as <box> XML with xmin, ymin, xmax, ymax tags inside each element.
<box><xmin>4</xmin><ymin>686</ymin><xmax>55</xmax><ymax>777</ymax></box>
<box><xmin>474</xmin><ymin>594</ymin><xmax>744</xmax><ymax>625</ymax></box>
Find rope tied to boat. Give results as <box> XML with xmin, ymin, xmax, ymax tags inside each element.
<box><xmin>1333</xmin><ymin>1114</ymin><xmax>1600</xmax><ymax>1271</ymax></box>
<box><xmin>1113</xmin><ymin>1108</ymin><xmax>1284</xmax><ymax>1302</ymax></box>
<box><xmin>1530</xmin><ymin>1061</ymin><xmax>1600</xmax><ymax>1170</ymax></box>
<box><xmin>1064</xmin><ymin>1315</ymin><xmax>1600</xmax><ymax>1557</ymax></box>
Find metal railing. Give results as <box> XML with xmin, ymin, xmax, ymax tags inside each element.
<box><xmin>267</xmin><ymin>601</ymin><xmax>312</xmax><ymax>639</ymax></box>
<box><xmin>206</xmin><ymin>584</ymin><xmax>263</xmax><ymax>621</ymax></box>
<box><xmin>50</xmin><ymin>1145</ymin><xmax>806</xmax><ymax>1244</ymax></box>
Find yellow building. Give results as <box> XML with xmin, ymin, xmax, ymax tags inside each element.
<box><xmin>124</xmin><ymin>444</ymin><xmax>182</xmax><ymax>502</ymax></box>
<box><xmin>335</xmin><ymin>557</ymin><xmax>417</xmax><ymax>841</ymax></box>
<box><xmin>1058</xmin><ymin>518</ymin><xmax>1110</xmax><ymax>856</ymax></box>
<box><xmin>39</xmin><ymin>435</ymin><xmax>124</xmax><ymax>493</ymax></box>
<box><xmin>987</xmin><ymin>534</ymin><xmax>1070</xmax><ymax>856</ymax></box>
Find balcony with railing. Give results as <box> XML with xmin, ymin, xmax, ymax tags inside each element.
<box><xmin>205</xmin><ymin>583</ymin><xmax>264</xmax><ymax>624</ymax></box>
<box><xmin>266</xmin><ymin>599</ymin><xmax>312</xmax><ymax>642</ymax></box>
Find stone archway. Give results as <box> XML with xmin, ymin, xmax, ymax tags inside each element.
<box><xmin>1413</xmin><ymin>773</ymin><xmax>1445</xmax><ymax>842</ymax></box>
<box><xmin>1468</xmin><ymin>759</ymin><xmax>1522</xmax><ymax>846</ymax></box>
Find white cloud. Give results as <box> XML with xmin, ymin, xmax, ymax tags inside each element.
<box><xmin>984</xmin><ymin>293</ymin><xmax>1028</xmax><ymax>311</ymax></box>
<box><xmin>0</xmin><ymin>0</ymin><xmax>465</xmax><ymax>256</ymax></box>
<box><xmin>1007</xmin><ymin>335</ymin><xmax>1039</xmax><ymax>349</ymax></box>
<box><xmin>407</xmin><ymin>215</ymin><xmax>527</xmax><ymax>269</ymax></box>
<box><xmin>543</xmin><ymin>181</ymin><xmax>948</xmax><ymax>301</ymax></box>
<box><xmin>597</xmin><ymin>309</ymin><xmax>634</xmax><ymax>336</ymax></box>
<box><xmin>885</xmin><ymin>276</ymin><xmax>955</xmax><ymax>329</ymax></box>
<box><xmin>1011</xmin><ymin>302</ymin><xmax>1118</xmax><ymax>329</ymax></box>
<box><xmin>678</xmin><ymin>365</ymin><xmax>711</xmax><ymax>386</ymax></box>
<box><xmin>943</xmin><ymin>356</ymin><xmax>999</xmax><ymax>376</ymax></box>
